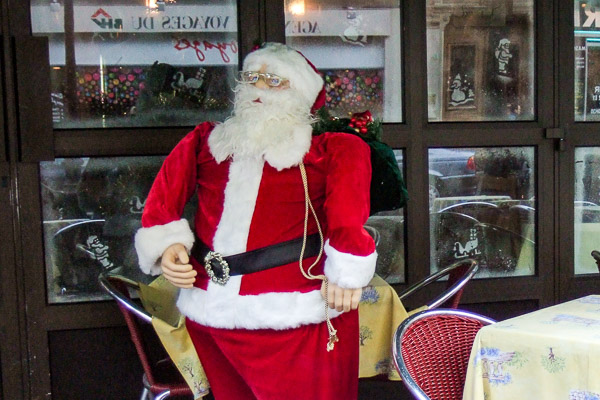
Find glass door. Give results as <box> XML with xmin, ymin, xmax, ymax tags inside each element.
<box><xmin>12</xmin><ymin>0</ymin><xmax>253</xmax><ymax>398</ymax></box>
<box><xmin>279</xmin><ymin>0</ymin><xmax>556</xmax><ymax>319</ymax></box>
<box><xmin>559</xmin><ymin>0</ymin><xmax>600</xmax><ymax>301</ymax></box>
<box><xmin>0</xmin><ymin>8</ymin><xmax>27</xmax><ymax>397</ymax></box>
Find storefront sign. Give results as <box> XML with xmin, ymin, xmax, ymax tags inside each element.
<box><xmin>32</xmin><ymin>5</ymin><xmax>237</xmax><ymax>33</ymax></box>
<box><xmin>575</xmin><ymin>3</ymin><xmax>600</xmax><ymax>30</ymax></box>
<box><xmin>285</xmin><ymin>9</ymin><xmax>393</xmax><ymax>37</ymax></box>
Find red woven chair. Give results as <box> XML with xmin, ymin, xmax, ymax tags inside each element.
<box><xmin>99</xmin><ymin>274</ymin><xmax>194</xmax><ymax>400</ymax></box>
<box><xmin>392</xmin><ymin>309</ymin><xmax>495</xmax><ymax>400</ymax></box>
<box><xmin>398</xmin><ymin>258</ymin><xmax>479</xmax><ymax>310</ymax></box>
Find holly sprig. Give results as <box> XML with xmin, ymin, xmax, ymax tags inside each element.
<box><xmin>312</xmin><ymin>107</ymin><xmax>382</xmax><ymax>142</ymax></box>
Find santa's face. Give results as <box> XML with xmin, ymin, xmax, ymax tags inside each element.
<box><xmin>231</xmin><ymin>62</ymin><xmax>311</xmax><ymax>123</ymax></box>
<box><xmin>250</xmin><ymin>64</ymin><xmax>290</xmax><ymax>91</ymax></box>
<box><xmin>208</xmin><ymin>62</ymin><xmax>313</xmax><ymax>161</ymax></box>
<box><xmin>208</xmin><ymin>55</ymin><xmax>318</xmax><ymax>166</ymax></box>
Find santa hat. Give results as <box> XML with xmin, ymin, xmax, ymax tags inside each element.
<box><xmin>243</xmin><ymin>42</ymin><xmax>325</xmax><ymax>113</ymax></box>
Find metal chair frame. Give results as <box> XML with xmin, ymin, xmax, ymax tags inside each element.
<box><xmin>392</xmin><ymin>308</ymin><xmax>495</xmax><ymax>400</ymax></box>
<box><xmin>397</xmin><ymin>258</ymin><xmax>479</xmax><ymax>310</ymax></box>
<box><xmin>437</xmin><ymin>201</ymin><xmax>499</xmax><ymax>214</ymax></box>
<box><xmin>592</xmin><ymin>250</ymin><xmax>600</xmax><ymax>272</ymax></box>
<box><xmin>99</xmin><ymin>273</ymin><xmax>193</xmax><ymax>400</ymax></box>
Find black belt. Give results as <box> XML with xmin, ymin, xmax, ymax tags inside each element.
<box><xmin>191</xmin><ymin>233</ymin><xmax>321</xmax><ymax>285</ymax></box>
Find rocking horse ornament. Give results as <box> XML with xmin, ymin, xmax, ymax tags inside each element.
<box><xmin>134</xmin><ymin>42</ymin><xmax>377</xmax><ymax>400</ymax></box>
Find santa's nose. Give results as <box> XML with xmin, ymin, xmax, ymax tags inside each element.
<box><xmin>253</xmin><ymin>78</ymin><xmax>270</xmax><ymax>90</ymax></box>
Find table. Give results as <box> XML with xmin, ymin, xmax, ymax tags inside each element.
<box><xmin>139</xmin><ymin>274</ymin><xmax>409</xmax><ymax>398</ymax></box>
<box><xmin>463</xmin><ymin>295</ymin><xmax>600</xmax><ymax>400</ymax></box>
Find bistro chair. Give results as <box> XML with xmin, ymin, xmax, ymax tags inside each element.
<box><xmin>437</xmin><ymin>201</ymin><xmax>501</xmax><ymax>225</ymax></box>
<box><xmin>592</xmin><ymin>250</ymin><xmax>600</xmax><ymax>273</ymax></box>
<box><xmin>397</xmin><ymin>258</ymin><xmax>479</xmax><ymax>311</ymax></box>
<box><xmin>98</xmin><ymin>273</ymin><xmax>194</xmax><ymax>400</ymax></box>
<box><xmin>364</xmin><ymin>225</ymin><xmax>381</xmax><ymax>247</ymax></box>
<box><xmin>392</xmin><ymin>308</ymin><xmax>496</xmax><ymax>400</ymax></box>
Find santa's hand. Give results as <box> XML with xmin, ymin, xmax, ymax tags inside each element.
<box><xmin>321</xmin><ymin>281</ymin><xmax>362</xmax><ymax>312</ymax></box>
<box><xmin>161</xmin><ymin>243</ymin><xmax>197</xmax><ymax>288</ymax></box>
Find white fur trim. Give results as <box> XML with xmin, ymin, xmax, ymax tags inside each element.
<box><xmin>323</xmin><ymin>240</ymin><xmax>377</xmax><ymax>288</ymax></box>
<box><xmin>135</xmin><ymin>219</ymin><xmax>195</xmax><ymax>275</ymax></box>
<box><xmin>263</xmin><ymin>124</ymin><xmax>312</xmax><ymax>170</ymax></box>
<box><xmin>208</xmin><ymin>120</ymin><xmax>312</xmax><ymax>171</ymax></box>
<box><xmin>177</xmin><ymin>285</ymin><xmax>342</xmax><ymax>330</ymax></box>
<box><xmin>212</xmin><ymin>157</ymin><xmax>264</xmax><ymax>255</ymax></box>
<box><xmin>243</xmin><ymin>43</ymin><xmax>323</xmax><ymax>109</ymax></box>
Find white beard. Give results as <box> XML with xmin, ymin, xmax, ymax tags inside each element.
<box><xmin>208</xmin><ymin>84</ymin><xmax>315</xmax><ymax>170</ymax></box>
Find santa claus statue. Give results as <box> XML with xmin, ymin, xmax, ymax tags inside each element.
<box><xmin>135</xmin><ymin>42</ymin><xmax>377</xmax><ymax>399</ymax></box>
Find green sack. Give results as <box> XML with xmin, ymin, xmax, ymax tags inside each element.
<box><xmin>367</xmin><ymin>138</ymin><xmax>408</xmax><ymax>214</ymax></box>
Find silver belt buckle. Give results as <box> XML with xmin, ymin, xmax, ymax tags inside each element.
<box><xmin>204</xmin><ymin>251</ymin><xmax>230</xmax><ymax>285</ymax></box>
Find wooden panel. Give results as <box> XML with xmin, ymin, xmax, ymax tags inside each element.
<box><xmin>49</xmin><ymin>327</ymin><xmax>145</xmax><ymax>400</ymax></box>
<box><xmin>13</xmin><ymin>35</ymin><xmax>53</xmax><ymax>162</ymax></box>
<box><xmin>0</xmin><ymin>162</ymin><xmax>24</xmax><ymax>400</ymax></box>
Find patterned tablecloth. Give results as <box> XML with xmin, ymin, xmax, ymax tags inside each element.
<box><xmin>139</xmin><ymin>274</ymin><xmax>409</xmax><ymax>397</ymax></box>
<box><xmin>358</xmin><ymin>274</ymin><xmax>409</xmax><ymax>379</ymax></box>
<box><xmin>463</xmin><ymin>295</ymin><xmax>600</xmax><ymax>400</ymax></box>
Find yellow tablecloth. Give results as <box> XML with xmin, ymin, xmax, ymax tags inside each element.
<box><xmin>463</xmin><ymin>295</ymin><xmax>600</xmax><ymax>400</ymax></box>
<box><xmin>358</xmin><ymin>274</ymin><xmax>409</xmax><ymax>379</ymax></box>
<box><xmin>138</xmin><ymin>274</ymin><xmax>408</xmax><ymax>394</ymax></box>
<box><xmin>139</xmin><ymin>277</ymin><xmax>210</xmax><ymax>399</ymax></box>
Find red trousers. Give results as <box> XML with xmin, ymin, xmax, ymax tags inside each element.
<box><xmin>186</xmin><ymin>310</ymin><xmax>359</xmax><ymax>400</ymax></box>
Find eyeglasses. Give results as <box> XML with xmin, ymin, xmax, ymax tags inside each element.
<box><xmin>239</xmin><ymin>71</ymin><xmax>288</xmax><ymax>87</ymax></box>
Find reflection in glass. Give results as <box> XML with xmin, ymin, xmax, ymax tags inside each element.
<box><xmin>31</xmin><ymin>1</ymin><xmax>238</xmax><ymax>128</ymax></box>
<box><xmin>574</xmin><ymin>148</ymin><xmax>600</xmax><ymax>274</ymax></box>
<box><xmin>426</xmin><ymin>0</ymin><xmax>535</xmax><ymax>122</ymax></box>
<box><xmin>284</xmin><ymin>0</ymin><xmax>402</xmax><ymax>122</ymax></box>
<box><xmin>429</xmin><ymin>147</ymin><xmax>535</xmax><ymax>278</ymax></box>
<box><xmin>574</xmin><ymin>1</ymin><xmax>600</xmax><ymax>120</ymax></box>
<box><xmin>366</xmin><ymin>149</ymin><xmax>405</xmax><ymax>284</ymax></box>
<box><xmin>40</xmin><ymin>156</ymin><xmax>192</xmax><ymax>303</ymax></box>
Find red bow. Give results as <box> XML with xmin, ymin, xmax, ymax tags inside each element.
<box><xmin>349</xmin><ymin>111</ymin><xmax>373</xmax><ymax>135</ymax></box>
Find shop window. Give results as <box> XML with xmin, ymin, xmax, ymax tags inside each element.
<box><xmin>31</xmin><ymin>0</ymin><xmax>238</xmax><ymax>128</ymax></box>
<box><xmin>574</xmin><ymin>147</ymin><xmax>600</xmax><ymax>274</ymax></box>
<box><xmin>429</xmin><ymin>147</ymin><xmax>535</xmax><ymax>278</ymax></box>
<box><xmin>284</xmin><ymin>0</ymin><xmax>402</xmax><ymax>122</ymax></box>
<box><xmin>574</xmin><ymin>0</ymin><xmax>600</xmax><ymax>121</ymax></box>
<box><xmin>40</xmin><ymin>156</ymin><xmax>196</xmax><ymax>303</ymax></box>
<box><xmin>426</xmin><ymin>0</ymin><xmax>535</xmax><ymax>122</ymax></box>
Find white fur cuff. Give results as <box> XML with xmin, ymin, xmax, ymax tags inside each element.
<box><xmin>323</xmin><ymin>240</ymin><xmax>377</xmax><ymax>288</ymax></box>
<box><xmin>134</xmin><ymin>219</ymin><xmax>195</xmax><ymax>275</ymax></box>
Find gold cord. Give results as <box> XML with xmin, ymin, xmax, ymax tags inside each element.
<box><xmin>298</xmin><ymin>162</ymin><xmax>339</xmax><ymax>351</ymax></box>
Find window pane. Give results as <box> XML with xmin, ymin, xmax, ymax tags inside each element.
<box><xmin>366</xmin><ymin>149</ymin><xmax>405</xmax><ymax>284</ymax></box>
<box><xmin>426</xmin><ymin>1</ymin><xmax>535</xmax><ymax>122</ymax></box>
<box><xmin>284</xmin><ymin>1</ymin><xmax>402</xmax><ymax>122</ymax></box>
<box><xmin>31</xmin><ymin>1</ymin><xmax>238</xmax><ymax>129</ymax></box>
<box><xmin>429</xmin><ymin>147</ymin><xmax>535</xmax><ymax>278</ymax></box>
<box><xmin>40</xmin><ymin>157</ymin><xmax>194</xmax><ymax>303</ymax></box>
<box><xmin>574</xmin><ymin>1</ymin><xmax>600</xmax><ymax>121</ymax></box>
<box><xmin>574</xmin><ymin>147</ymin><xmax>600</xmax><ymax>274</ymax></box>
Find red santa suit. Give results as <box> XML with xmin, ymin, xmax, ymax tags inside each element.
<box><xmin>135</xmin><ymin>43</ymin><xmax>376</xmax><ymax>400</ymax></box>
